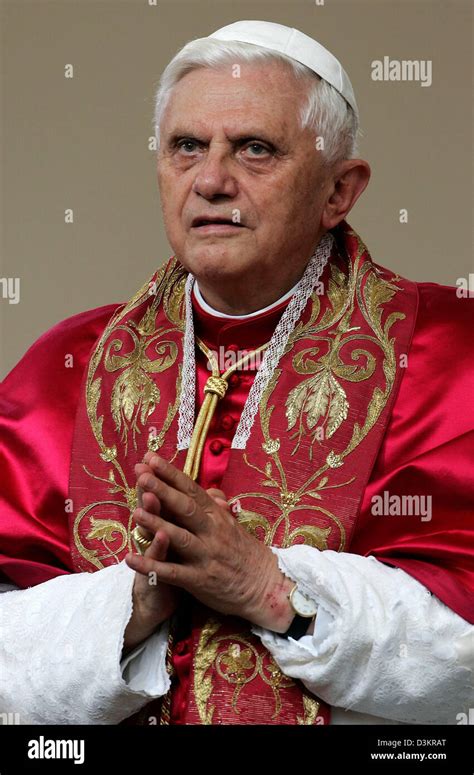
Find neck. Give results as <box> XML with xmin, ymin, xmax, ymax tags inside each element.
<box><xmin>193</xmin><ymin>276</ymin><xmax>300</xmax><ymax>319</ymax></box>
<box><xmin>194</xmin><ymin>272</ymin><xmax>306</xmax><ymax>316</ymax></box>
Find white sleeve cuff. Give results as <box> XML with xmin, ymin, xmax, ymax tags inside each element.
<box><xmin>251</xmin><ymin>544</ymin><xmax>473</xmax><ymax>724</ymax></box>
<box><xmin>0</xmin><ymin>560</ymin><xmax>170</xmax><ymax>724</ymax></box>
<box><xmin>120</xmin><ymin>622</ymin><xmax>170</xmax><ymax>694</ymax></box>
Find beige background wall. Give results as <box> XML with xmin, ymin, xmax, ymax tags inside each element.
<box><xmin>0</xmin><ymin>0</ymin><xmax>472</xmax><ymax>379</ymax></box>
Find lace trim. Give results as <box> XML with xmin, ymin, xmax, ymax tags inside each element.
<box><xmin>177</xmin><ymin>233</ymin><xmax>334</xmax><ymax>451</ymax></box>
<box><xmin>177</xmin><ymin>273</ymin><xmax>197</xmax><ymax>450</ymax></box>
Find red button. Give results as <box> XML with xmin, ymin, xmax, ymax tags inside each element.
<box><xmin>229</xmin><ymin>374</ymin><xmax>240</xmax><ymax>387</ymax></box>
<box><xmin>221</xmin><ymin>414</ymin><xmax>235</xmax><ymax>431</ymax></box>
<box><xmin>208</xmin><ymin>481</ymin><xmax>220</xmax><ymax>489</ymax></box>
<box><xmin>175</xmin><ymin>641</ymin><xmax>188</xmax><ymax>655</ymax></box>
<box><xmin>210</xmin><ymin>439</ymin><xmax>224</xmax><ymax>455</ymax></box>
<box><xmin>227</xmin><ymin>343</ymin><xmax>239</xmax><ymax>352</ymax></box>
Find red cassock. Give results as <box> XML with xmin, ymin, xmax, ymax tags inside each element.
<box><xmin>1</xmin><ymin>222</ymin><xmax>473</xmax><ymax>725</ymax></box>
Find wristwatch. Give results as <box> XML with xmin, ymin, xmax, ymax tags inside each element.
<box><xmin>282</xmin><ymin>583</ymin><xmax>318</xmax><ymax>640</ymax></box>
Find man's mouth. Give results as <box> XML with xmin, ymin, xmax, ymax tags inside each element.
<box><xmin>191</xmin><ymin>216</ymin><xmax>245</xmax><ymax>229</ymax></box>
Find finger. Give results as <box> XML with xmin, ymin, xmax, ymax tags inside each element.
<box><xmin>137</xmin><ymin>466</ymin><xmax>211</xmax><ymax>535</ymax></box>
<box><xmin>135</xmin><ymin>463</ymin><xmax>153</xmax><ymax>510</ymax></box>
<box><xmin>134</xmin><ymin>507</ymin><xmax>199</xmax><ymax>559</ymax></box>
<box><xmin>145</xmin><ymin>529</ymin><xmax>169</xmax><ymax>562</ymax></box>
<box><xmin>212</xmin><ymin>497</ymin><xmax>229</xmax><ymax>510</ymax></box>
<box><xmin>135</xmin><ymin>462</ymin><xmax>153</xmax><ymax>479</ymax></box>
<box><xmin>126</xmin><ymin>554</ymin><xmax>193</xmax><ymax>591</ymax></box>
<box><xmin>206</xmin><ymin>487</ymin><xmax>227</xmax><ymax>500</ymax></box>
<box><xmin>149</xmin><ymin>455</ymin><xmax>211</xmax><ymax>511</ymax></box>
<box><xmin>126</xmin><ymin>529</ymin><xmax>169</xmax><ymax>577</ymax></box>
<box><xmin>141</xmin><ymin>489</ymin><xmax>162</xmax><ymax>517</ymax></box>
<box><xmin>206</xmin><ymin>488</ymin><xmax>229</xmax><ymax>509</ymax></box>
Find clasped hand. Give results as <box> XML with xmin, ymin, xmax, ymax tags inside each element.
<box><xmin>125</xmin><ymin>451</ymin><xmax>294</xmax><ymax>635</ymax></box>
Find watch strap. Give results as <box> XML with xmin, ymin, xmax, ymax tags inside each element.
<box><xmin>282</xmin><ymin>613</ymin><xmax>313</xmax><ymax>640</ymax></box>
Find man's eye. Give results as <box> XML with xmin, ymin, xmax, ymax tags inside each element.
<box><xmin>177</xmin><ymin>140</ymin><xmax>198</xmax><ymax>154</ymax></box>
<box><xmin>244</xmin><ymin>143</ymin><xmax>270</xmax><ymax>157</ymax></box>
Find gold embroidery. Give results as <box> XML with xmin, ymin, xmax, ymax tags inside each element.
<box><xmin>73</xmin><ymin>500</ymin><xmax>131</xmax><ymax>570</ymax></box>
<box><xmin>259</xmin><ymin>651</ymin><xmax>295</xmax><ymax>719</ymax></box>
<box><xmin>148</xmin><ymin>364</ymin><xmax>183</xmax><ymax>452</ymax></box>
<box><xmin>74</xmin><ymin>259</ymin><xmax>187</xmax><ymax>569</ymax></box>
<box><xmin>194</xmin><ymin>623</ymin><xmax>298</xmax><ymax>723</ymax></box>
<box><xmin>286</xmin><ymin>350</ymin><xmax>350</xmax><ymax>453</ymax></box>
<box><xmin>231</xmin><ymin>365</ymin><xmax>351</xmax><ymax>553</ymax></box>
<box><xmin>297</xmin><ymin>695</ymin><xmax>321</xmax><ymax>725</ymax></box>
<box><xmin>106</xmin><ymin>334</ymin><xmax>175</xmax><ymax>454</ymax></box>
<box><xmin>216</xmin><ymin>639</ymin><xmax>259</xmax><ymax>711</ymax></box>
<box><xmin>194</xmin><ymin>619</ymin><xmax>221</xmax><ymax>724</ymax></box>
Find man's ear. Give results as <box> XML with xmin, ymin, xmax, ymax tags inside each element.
<box><xmin>320</xmin><ymin>159</ymin><xmax>371</xmax><ymax>231</ymax></box>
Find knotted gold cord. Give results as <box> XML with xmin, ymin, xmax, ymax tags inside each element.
<box><xmin>183</xmin><ymin>337</ymin><xmax>269</xmax><ymax>481</ymax></box>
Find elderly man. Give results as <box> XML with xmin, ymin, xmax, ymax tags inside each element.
<box><xmin>0</xmin><ymin>20</ymin><xmax>472</xmax><ymax>726</ymax></box>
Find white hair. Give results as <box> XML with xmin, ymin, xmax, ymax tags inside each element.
<box><xmin>153</xmin><ymin>38</ymin><xmax>360</xmax><ymax>165</ymax></box>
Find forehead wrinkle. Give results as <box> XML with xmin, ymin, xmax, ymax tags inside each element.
<box><xmin>163</xmin><ymin>96</ymin><xmax>300</xmax><ymax>147</ymax></box>
<box><xmin>163</xmin><ymin>69</ymin><xmax>306</xmax><ymax>139</ymax></box>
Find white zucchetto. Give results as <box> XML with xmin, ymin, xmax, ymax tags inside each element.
<box><xmin>208</xmin><ymin>20</ymin><xmax>358</xmax><ymax>117</ymax></box>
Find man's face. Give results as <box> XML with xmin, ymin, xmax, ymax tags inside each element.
<box><xmin>157</xmin><ymin>61</ymin><xmax>330</xmax><ymax>304</ymax></box>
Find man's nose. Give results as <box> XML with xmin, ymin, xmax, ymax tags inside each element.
<box><xmin>192</xmin><ymin>149</ymin><xmax>238</xmax><ymax>200</ymax></box>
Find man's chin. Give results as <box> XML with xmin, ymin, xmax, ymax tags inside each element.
<box><xmin>177</xmin><ymin>244</ymin><xmax>253</xmax><ymax>279</ymax></box>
